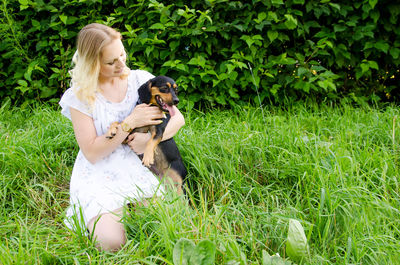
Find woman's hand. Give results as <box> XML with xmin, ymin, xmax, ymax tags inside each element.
<box><xmin>126</xmin><ymin>132</ymin><xmax>151</xmax><ymax>154</ymax></box>
<box><xmin>122</xmin><ymin>104</ymin><xmax>164</xmax><ymax>131</ymax></box>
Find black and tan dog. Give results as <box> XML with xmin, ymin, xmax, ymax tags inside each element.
<box><xmin>106</xmin><ymin>76</ymin><xmax>187</xmax><ymax>194</ymax></box>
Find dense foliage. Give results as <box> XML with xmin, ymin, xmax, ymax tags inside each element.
<box><xmin>1</xmin><ymin>0</ymin><xmax>399</xmax><ymax>108</ymax></box>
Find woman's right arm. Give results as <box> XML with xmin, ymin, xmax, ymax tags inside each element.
<box><xmin>70</xmin><ymin>108</ymin><xmax>129</xmax><ymax>164</ymax></box>
<box><xmin>70</xmin><ymin>104</ymin><xmax>164</xmax><ymax>164</ymax></box>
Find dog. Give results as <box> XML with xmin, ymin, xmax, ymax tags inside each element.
<box><xmin>106</xmin><ymin>76</ymin><xmax>187</xmax><ymax>194</ymax></box>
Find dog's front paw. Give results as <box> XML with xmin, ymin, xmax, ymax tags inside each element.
<box><xmin>106</xmin><ymin>122</ymin><xmax>119</xmax><ymax>139</ymax></box>
<box><xmin>142</xmin><ymin>151</ymin><xmax>155</xmax><ymax>167</ymax></box>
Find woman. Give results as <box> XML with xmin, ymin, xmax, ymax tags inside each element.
<box><xmin>59</xmin><ymin>23</ymin><xmax>185</xmax><ymax>252</ymax></box>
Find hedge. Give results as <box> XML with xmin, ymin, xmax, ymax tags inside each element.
<box><xmin>1</xmin><ymin>0</ymin><xmax>399</xmax><ymax>108</ymax></box>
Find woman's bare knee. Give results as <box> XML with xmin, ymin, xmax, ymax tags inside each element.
<box><xmin>88</xmin><ymin>210</ymin><xmax>126</xmax><ymax>252</ymax></box>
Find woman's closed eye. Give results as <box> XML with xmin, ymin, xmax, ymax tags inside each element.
<box><xmin>106</xmin><ymin>53</ymin><xmax>125</xmax><ymax>65</ymax></box>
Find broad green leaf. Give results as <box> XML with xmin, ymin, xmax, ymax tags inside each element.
<box><xmin>271</xmin><ymin>0</ymin><xmax>284</xmax><ymax>5</ymax></box>
<box><xmin>18</xmin><ymin>0</ymin><xmax>28</xmax><ymax>9</ymax></box>
<box><xmin>51</xmin><ymin>67</ymin><xmax>60</xmax><ymax>73</ymax></box>
<box><xmin>375</xmin><ymin>41</ymin><xmax>389</xmax><ymax>54</ymax></box>
<box><xmin>297</xmin><ymin>67</ymin><xmax>308</xmax><ymax>76</ymax></box>
<box><xmin>226</xmin><ymin>64</ymin><xmax>235</xmax><ymax>74</ymax></box>
<box><xmin>390</xmin><ymin>47</ymin><xmax>400</xmax><ymax>59</ymax></box>
<box><xmin>212</xmin><ymin>79</ymin><xmax>220</xmax><ymax>87</ymax></box>
<box><xmin>177</xmin><ymin>64</ymin><xmax>189</xmax><ymax>72</ymax></box>
<box><xmin>145</xmin><ymin>46</ymin><xmax>154</xmax><ymax>57</ymax></box>
<box><xmin>189</xmin><ymin>56</ymin><xmax>206</xmax><ymax>68</ymax></box>
<box><xmin>59</xmin><ymin>14</ymin><xmax>67</xmax><ymax>25</ymax></box>
<box><xmin>241</xmin><ymin>35</ymin><xmax>254</xmax><ymax>47</ymax></box>
<box><xmin>369</xmin><ymin>0</ymin><xmax>378</xmax><ymax>9</ymax></box>
<box><xmin>364</xmin><ymin>42</ymin><xmax>374</xmax><ymax>50</ymax></box>
<box><xmin>173</xmin><ymin>238</ymin><xmax>196</xmax><ymax>265</ymax></box>
<box><xmin>262</xmin><ymin>250</ymin><xmax>293</xmax><ymax>265</ymax></box>
<box><xmin>257</xmin><ymin>12</ymin><xmax>267</xmax><ymax>22</ymax></box>
<box><xmin>24</xmin><ymin>71</ymin><xmax>32</xmax><ymax>82</ymax></box>
<box><xmin>268</xmin><ymin>11</ymin><xmax>279</xmax><ymax>23</ymax></box>
<box><xmin>66</xmin><ymin>16</ymin><xmax>78</xmax><ymax>25</ymax></box>
<box><xmin>360</xmin><ymin>63</ymin><xmax>370</xmax><ymax>74</ymax></box>
<box><xmin>284</xmin><ymin>14</ymin><xmax>298</xmax><ymax>30</ymax></box>
<box><xmin>329</xmin><ymin>3</ymin><xmax>340</xmax><ymax>11</ymax></box>
<box><xmin>229</xmin><ymin>71</ymin><xmax>238</xmax><ymax>81</ymax></box>
<box><xmin>233</xmin><ymin>24</ymin><xmax>245</xmax><ymax>32</ymax></box>
<box><xmin>17</xmin><ymin>80</ymin><xmax>28</xmax><ymax>87</ymax></box>
<box><xmin>161</xmin><ymin>61</ymin><xmax>174</xmax><ymax>67</ymax></box>
<box><xmin>370</xmin><ymin>10</ymin><xmax>380</xmax><ymax>23</ymax></box>
<box><xmin>40</xmin><ymin>87</ymin><xmax>57</xmax><ymax>98</ymax></box>
<box><xmin>333</xmin><ymin>24</ymin><xmax>346</xmax><ymax>32</ymax></box>
<box><xmin>149</xmin><ymin>23</ymin><xmax>165</xmax><ymax>30</ymax></box>
<box><xmin>228</xmin><ymin>87</ymin><xmax>239</xmax><ymax>98</ymax></box>
<box><xmin>16</xmin><ymin>86</ymin><xmax>29</xmax><ymax>93</ymax></box>
<box><xmin>169</xmin><ymin>41</ymin><xmax>180</xmax><ymax>50</ymax></box>
<box><xmin>187</xmin><ymin>58</ymin><xmax>198</xmax><ymax>65</ymax></box>
<box><xmin>189</xmin><ymin>240</ymin><xmax>216</xmax><ymax>265</ymax></box>
<box><xmin>282</xmin><ymin>58</ymin><xmax>297</xmax><ymax>65</ymax></box>
<box><xmin>318</xmin><ymin>80</ymin><xmax>328</xmax><ymax>90</ymax></box>
<box><xmin>267</xmin><ymin>30</ymin><xmax>278</xmax><ymax>42</ymax></box>
<box><xmin>295</xmin><ymin>53</ymin><xmax>305</xmax><ymax>62</ymax></box>
<box><xmin>368</xmin><ymin>61</ymin><xmax>379</xmax><ymax>70</ymax></box>
<box><xmin>262</xmin><ymin>250</ymin><xmax>271</xmax><ymax>265</ymax></box>
<box><xmin>219</xmin><ymin>73</ymin><xmax>228</xmax><ymax>80</ymax></box>
<box><xmin>270</xmin><ymin>84</ymin><xmax>281</xmax><ymax>95</ymax></box>
<box><xmin>32</xmin><ymin>20</ymin><xmax>41</xmax><ymax>29</ymax></box>
<box><xmin>286</xmin><ymin>219</ymin><xmax>309</xmax><ymax>262</ymax></box>
<box><xmin>355</xmin><ymin>68</ymin><xmax>363</xmax><ymax>80</ymax></box>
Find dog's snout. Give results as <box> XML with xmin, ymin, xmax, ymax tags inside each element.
<box><xmin>173</xmin><ymin>98</ymin><xmax>179</xmax><ymax>105</ymax></box>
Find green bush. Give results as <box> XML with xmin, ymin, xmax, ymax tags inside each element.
<box><xmin>1</xmin><ymin>0</ymin><xmax>399</xmax><ymax>107</ymax></box>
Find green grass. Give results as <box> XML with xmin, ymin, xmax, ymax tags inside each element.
<box><xmin>0</xmin><ymin>99</ymin><xmax>399</xmax><ymax>264</ymax></box>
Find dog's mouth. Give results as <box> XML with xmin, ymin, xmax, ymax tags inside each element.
<box><xmin>155</xmin><ymin>95</ymin><xmax>175</xmax><ymax>116</ymax></box>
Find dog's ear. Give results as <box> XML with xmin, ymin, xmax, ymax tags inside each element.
<box><xmin>138</xmin><ymin>80</ymin><xmax>152</xmax><ymax>104</ymax></box>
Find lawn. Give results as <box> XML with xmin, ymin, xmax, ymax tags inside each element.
<box><xmin>0</xmin><ymin>99</ymin><xmax>399</xmax><ymax>264</ymax></box>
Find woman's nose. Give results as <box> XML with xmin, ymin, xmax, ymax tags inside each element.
<box><xmin>117</xmin><ymin>57</ymin><xmax>125</xmax><ymax>67</ymax></box>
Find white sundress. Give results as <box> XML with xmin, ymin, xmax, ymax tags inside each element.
<box><xmin>59</xmin><ymin>69</ymin><xmax>163</xmax><ymax>230</ymax></box>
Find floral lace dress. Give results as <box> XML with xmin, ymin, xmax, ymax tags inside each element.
<box><xmin>59</xmin><ymin>69</ymin><xmax>163</xmax><ymax>230</ymax></box>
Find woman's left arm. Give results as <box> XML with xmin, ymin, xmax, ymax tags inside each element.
<box><xmin>161</xmin><ymin>106</ymin><xmax>185</xmax><ymax>140</ymax></box>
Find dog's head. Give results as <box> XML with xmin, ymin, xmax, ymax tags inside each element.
<box><xmin>138</xmin><ymin>75</ymin><xmax>179</xmax><ymax>115</ymax></box>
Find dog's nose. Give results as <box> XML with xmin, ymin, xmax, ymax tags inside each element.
<box><xmin>173</xmin><ymin>98</ymin><xmax>179</xmax><ymax>105</ymax></box>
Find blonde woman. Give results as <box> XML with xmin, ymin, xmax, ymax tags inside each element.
<box><xmin>59</xmin><ymin>23</ymin><xmax>185</xmax><ymax>252</ymax></box>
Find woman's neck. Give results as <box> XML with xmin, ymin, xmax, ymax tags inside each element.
<box><xmin>98</xmin><ymin>77</ymin><xmax>128</xmax><ymax>103</ymax></box>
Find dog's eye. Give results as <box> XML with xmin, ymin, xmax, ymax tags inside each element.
<box><xmin>159</xmin><ymin>87</ymin><xmax>168</xmax><ymax>93</ymax></box>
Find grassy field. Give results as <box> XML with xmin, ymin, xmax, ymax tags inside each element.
<box><xmin>0</xmin><ymin>99</ymin><xmax>399</xmax><ymax>264</ymax></box>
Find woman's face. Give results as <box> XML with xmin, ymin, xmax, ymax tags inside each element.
<box><xmin>99</xmin><ymin>38</ymin><xmax>127</xmax><ymax>79</ymax></box>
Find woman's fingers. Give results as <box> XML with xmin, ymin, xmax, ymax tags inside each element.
<box><xmin>126</xmin><ymin>133</ymin><xmax>135</xmax><ymax>142</ymax></box>
<box><xmin>124</xmin><ymin>104</ymin><xmax>164</xmax><ymax>129</ymax></box>
<box><xmin>128</xmin><ymin>132</ymin><xmax>151</xmax><ymax>154</ymax></box>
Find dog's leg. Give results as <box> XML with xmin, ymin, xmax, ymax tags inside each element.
<box><xmin>142</xmin><ymin>126</ymin><xmax>162</xmax><ymax>167</ymax></box>
<box><xmin>164</xmin><ymin>168</ymin><xmax>184</xmax><ymax>195</ymax></box>
<box><xmin>106</xmin><ymin>122</ymin><xmax>120</xmax><ymax>139</ymax></box>
<box><xmin>142</xmin><ymin>117</ymin><xmax>169</xmax><ymax>167</ymax></box>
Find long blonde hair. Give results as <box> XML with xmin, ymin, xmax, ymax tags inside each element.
<box><xmin>69</xmin><ymin>23</ymin><xmax>129</xmax><ymax>107</ymax></box>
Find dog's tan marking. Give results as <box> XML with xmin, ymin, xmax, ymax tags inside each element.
<box><xmin>106</xmin><ymin>122</ymin><xmax>119</xmax><ymax>139</ymax></box>
<box><xmin>142</xmin><ymin>126</ymin><xmax>162</xmax><ymax>167</ymax></box>
<box><xmin>163</xmin><ymin>168</ymin><xmax>184</xmax><ymax>194</ymax></box>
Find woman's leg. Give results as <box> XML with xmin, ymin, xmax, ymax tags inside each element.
<box><xmin>87</xmin><ymin>208</ymin><xmax>126</xmax><ymax>252</ymax></box>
